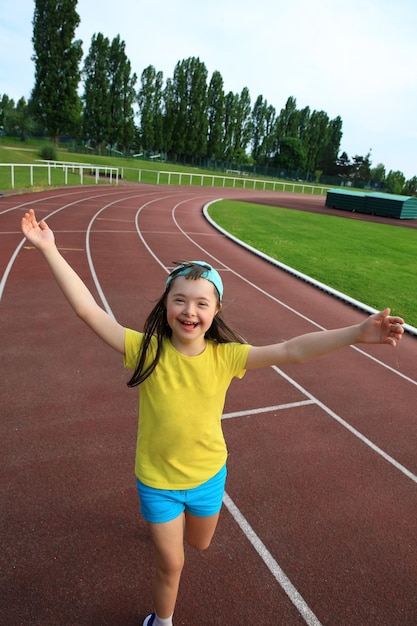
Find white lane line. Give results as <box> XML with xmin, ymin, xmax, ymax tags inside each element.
<box><xmin>351</xmin><ymin>345</ymin><xmax>417</xmax><ymax>387</ymax></box>
<box><xmin>223</xmin><ymin>492</ymin><xmax>323</xmax><ymax>626</ymax></box>
<box><xmin>272</xmin><ymin>364</ymin><xmax>417</xmax><ymax>485</ymax></box>
<box><xmin>1</xmin><ymin>190</ymin><xmax>120</xmax><ymax>302</ymax></box>
<box><xmin>133</xmin><ymin>193</ymin><xmax>214</xmax><ymax>276</ymax></box>
<box><xmin>0</xmin><ymin>188</ymin><xmax>106</xmax><ymax>216</ymax></box>
<box><xmin>85</xmin><ymin>191</ymin><xmax>183</xmax><ymax>315</ymax></box>
<box><xmin>222</xmin><ymin>377</ymin><xmax>417</xmax><ymax>485</ymax></box>
<box><xmin>0</xmin><ymin>243</ymin><xmax>24</xmax><ymax>301</ymax></box>
<box><xmin>0</xmin><ymin>187</ymin><xmax>160</xmax><ymax>302</ymax></box>
<box><xmin>222</xmin><ymin>400</ymin><xmax>315</xmax><ymax>419</ymax></box>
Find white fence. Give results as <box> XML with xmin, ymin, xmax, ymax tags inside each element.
<box><xmin>0</xmin><ymin>162</ymin><xmax>119</xmax><ymax>189</ymax></box>
<box><xmin>120</xmin><ymin>166</ymin><xmax>328</xmax><ymax>195</ymax></box>
<box><xmin>0</xmin><ymin>160</ymin><xmax>328</xmax><ymax>196</ymax></box>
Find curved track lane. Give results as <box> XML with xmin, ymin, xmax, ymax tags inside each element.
<box><xmin>1</xmin><ymin>185</ymin><xmax>416</xmax><ymax>626</ymax></box>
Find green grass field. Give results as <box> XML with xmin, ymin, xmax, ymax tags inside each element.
<box><xmin>209</xmin><ymin>200</ymin><xmax>417</xmax><ymax>327</ymax></box>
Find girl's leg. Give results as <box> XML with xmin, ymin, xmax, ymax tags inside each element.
<box><xmin>147</xmin><ymin>512</ymin><xmax>220</xmax><ymax>620</ymax></box>
<box><xmin>148</xmin><ymin>514</ymin><xmax>185</xmax><ymax>619</ymax></box>
<box><xmin>184</xmin><ymin>511</ymin><xmax>220</xmax><ymax>550</ymax></box>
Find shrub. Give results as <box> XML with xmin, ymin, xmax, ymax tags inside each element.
<box><xmin>39</xmin><ymin>144</ymin><xmax>57</xmax><ymax>161</ymax></box>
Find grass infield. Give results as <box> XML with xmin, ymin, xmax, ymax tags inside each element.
<box><xmin>208</xmin><ymin>200</ymin><xmax>416</xmax><ymax>328</ymax></box>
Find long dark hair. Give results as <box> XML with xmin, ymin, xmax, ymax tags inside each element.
<box><xmin>127</xmin><ymin>263</ymin><xmax>245</xmax><ymax>387</ymax></box>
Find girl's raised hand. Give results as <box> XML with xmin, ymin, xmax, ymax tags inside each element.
<box><xmin>21</xmin><ymin>209</ymin><xmax>55</xmax><ymax>251</ymax></box>
<box><xmin>359</xmin><ymin>308</ymin><xmax>404</xmax><ymax>347</ymax></box>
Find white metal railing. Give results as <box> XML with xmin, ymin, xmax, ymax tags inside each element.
<box><xmin>119</xmin><ymin>166</ymin><xmax>329</xmax><ymax>195</ymax></box>
<box><xmin>0</xmin><ymin>160</ymin><xmax>328</xmax><ymax>196</ymax></box>
<box><xmin>0</xmin><ymin>162</ymin><xmax>119</xmax><ymax>189</ymax></box>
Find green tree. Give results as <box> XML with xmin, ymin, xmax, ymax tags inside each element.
<box><xmin>207</xmin><ymin>70</ymin><xmax>225</xmax><ymax>161</ymax></box>
<box><xmin>82</xmin><ymin>34</ymin><xmax>136</xmax><ymax>154</ymax></box>
<box><xmin>162</xmin><ymin>78</ymin><xmax>176</xmax><ymax>158</ymax></box>
<box><xmin>385</xmin><ymin>170</ymin><xmax>406</xmax><ymax>194</ymax></box>
<box><xmin>297</xmin><ymin>106</ymin><xmax>311</xmax><ymax>143</ymax></box>
<box><xmin>138</xmin><ymin>65</ymin><xmax>156</xmax><ymax>152</ymax></box>
<box><xmin>272</xmin><ymin>97</ymin><xmax>342</xmax><ymax>177</ymax></box>
<box><xmin>251</xmin><ymin>95</ymin><xmax>267</xmax><ymax>163</ymax></box>
<box><xmin>151</xmin><ymin>70</ymin><xmax>164</xmax><ymax>154</ymax></box>
<box><xmin>166</xmin><ymin>57</ymin><xmax>208</xmax><ymax>162</ymax></box>
<box><xmin>223</xmin><ymin>91</ymin><xmax>239</xmax><ymax>161</ymax></box>
<box><xmin>108</xmin><ymin>35</ymin><xmax>137</xmax><ymax>153</ymax></box>
<box><xmin>317</xmin><ymin>116</ymin><xmax>343</xmax><ymax>175</ymax></box>
<box><xmin>259</xmin><ymin>104</ymin><xmax>277</xmax><ymax>165</ymax></box>
<box><xmin>370</xmin><ymin>163</ymin><xmax>386</xmax><ymax>187</ymax></box>
<box><xmin>403</xmin><ymin>176</ymin><xmax>417</xmax><ymax>196</ymax></box>
<box><xmin>275</xmin><ymin>96</ymin><xmax>299</xmax><ymax>139</ymax></box>
<box><xmin>168</xmin><ymin>60</ymin><xmax>188</xmax><ymax>159</ymax></box>
<box><xmin>229</xmin><ymin>87</ymin><xmax>252</xmax><ymax>162</ymax></box>
<box><xmin>274</xmin><ymin>136</ymin><xmax>307</xmax><ymax>172</ymax></box>
<box><xmin>0</xmin><ymin>94</ymin><xmax>15</xmax><ymax>134</ymax></box>
<box><xmin>6</xmin><ymin>97</ymin><xmax>34</xmax><ymax>140</ymax></box>
<box><xmin>82</xmin><ymin>33</ymin><xmax>111</xmax><ymax>152</ymax></box>
<box><xmin>351</xmin><ymin>153</ymin><xmax>372</xmax><ymax>183</ymax></box>
<box><xmin>335</xmin><ymin>151</ymin><xmax>353</xmax><ymax>182</ymax></box>
<box><xmin>185</xmin><ymin>57</ymin><xmax>208</xmax><ymax>162</ymax></box>
<box><xmin>304</xmin><ymin>110</ymin><xmax>330</xmax><ymax>175</ymax></box>
<box><xmin>31</xmin><ymin>0</ymin><xmax>82</xmax><ymax>143</ymax></box>
<box><xmin>138</xmin><ymin>65</ymin><xmax>164</xmax><ymax>153</ymax></box>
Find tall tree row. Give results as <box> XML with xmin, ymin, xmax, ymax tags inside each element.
<box><xmin>138</xmin><ymin>66</ymin><xmax>164</xmax><ymax>153</ymax></box>
<box><xmin>163</xmin><ymin>57</ymin><xmax>209</xmax><ymax>163</ymax></box>
<box><xmin>137</xmin><ymin>63</ymin><xmax>343</xmax><ymax>177</ymax></box>
<box><xmin>82</xmin><ymin>33</ymin><xmax>137</xmax><ymax>153</ymax></box>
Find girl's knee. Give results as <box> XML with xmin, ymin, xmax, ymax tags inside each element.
<box><xmin>156</xmin><ymin>543</ymin><xmax>185</xmax><ymax>570</ymax></box>
<box><xmin>156</xmin><ymin>552</ymin><xmax>185</xmax><ymax>579</ymax></box>
<box><xmin>160</xmin><ymin>561</ymin><xmax>184</xmax><ymax>577</ymax></box>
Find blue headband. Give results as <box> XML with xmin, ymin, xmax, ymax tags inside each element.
<box><xmin>165</xmin><ymin>261</ymin><xmax>223</xmax><ymax>301</ymax></box>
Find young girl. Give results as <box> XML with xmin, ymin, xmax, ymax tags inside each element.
<box><xmin>21</xmin><ymin>208</ymin><xmax>404</xmax><ymax>626</ymax></box>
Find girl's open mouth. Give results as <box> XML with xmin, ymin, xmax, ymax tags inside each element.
<box><xmin>180</xmin><ymin>320</ymin><xmax>198</xmax><ymax>329</ymax></box>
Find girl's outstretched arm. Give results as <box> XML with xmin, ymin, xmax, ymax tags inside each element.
<box><xmin>21</xmin><ymin>209</ymin><xmax>126</xmax><ymax>354</ymax></box>
<box><xmin>245</xmin><ymin>309</ymin><xmax>404</xmax><ymax>370</ymax></box>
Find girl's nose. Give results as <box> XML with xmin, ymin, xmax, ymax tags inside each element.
<box><xmin>183</xmin><ymin>302</ymin><xmax>196</xmax><ymax>316</ymax></box>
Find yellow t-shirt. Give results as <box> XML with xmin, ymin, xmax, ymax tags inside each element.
<box><xmin>124</xmin><ymin>329</ymin><xmax>251</xmax><ymax>489</ymax></box>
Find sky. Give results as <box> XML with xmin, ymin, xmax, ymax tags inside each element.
<box><xmin>1</xmin><ymin>0</ymin><xmax>417</xmax><ymax>178</ymax></box>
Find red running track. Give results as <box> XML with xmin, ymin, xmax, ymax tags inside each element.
<box><xmin>1</xmin><ymin>185</ymin><xmax>416</xmax><ymax>626</ymax></box>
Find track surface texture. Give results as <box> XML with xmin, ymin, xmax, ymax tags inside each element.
<box><xmin>1</xmin><ymin>185</ymin><xmax>416</xmax><ymax>626</ymax></box>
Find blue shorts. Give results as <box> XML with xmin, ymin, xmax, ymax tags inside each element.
<box><xmin>136</xmin><ymin>464</ymin><xmax>227</xmax><ymax>524</ymax></box>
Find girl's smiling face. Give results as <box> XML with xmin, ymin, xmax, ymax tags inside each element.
<box><xmin>165</xmin><ymin>276</ymin><xmax>221</xmax><ymax>354</ymax></box>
